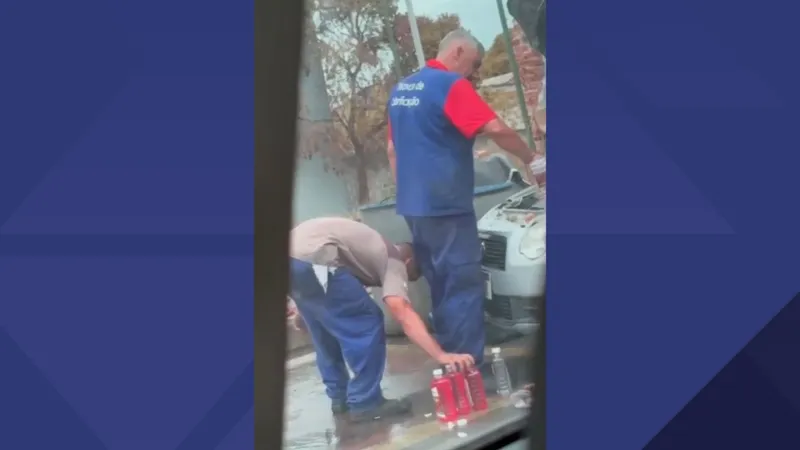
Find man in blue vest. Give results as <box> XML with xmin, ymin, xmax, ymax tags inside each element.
<box><xmin>386</xmin><ymin>29</ymin><xmax>537</xmax><ymax>368</ymax></box>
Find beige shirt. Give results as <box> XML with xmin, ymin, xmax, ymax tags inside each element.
<box><xmin>290</xmin><ymin>217</ymin><xmax>409</xmax><ymax>301</ymax></box>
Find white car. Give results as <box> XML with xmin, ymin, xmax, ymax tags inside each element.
<box><xmin>477</xmin><ymin>185</ymin><xmax>545</xmax><ymax>335</ymax></box>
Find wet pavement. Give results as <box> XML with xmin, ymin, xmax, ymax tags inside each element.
<box><xmin>283</xmin><ymin>337</ymin><xmax>535</xmax><ymax>450</ymax></box>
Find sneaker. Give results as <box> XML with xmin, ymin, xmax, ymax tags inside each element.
<box><xmin>331</xmin><ymin>399</ymin><xmax>348</xmax><ymax>416</ymax></box>
<box><xmin>349</xmin><ymin>397</ymin><xmax>412</xmax><ymax>423</ymax></box>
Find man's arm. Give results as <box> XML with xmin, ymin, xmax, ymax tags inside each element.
<box><xmin>482</xmin><ymin>119</ymin><xmax>535</xmax><ymax>165</ymax></box>
<box><xmin>443</xmin><ymin>78</ymin><xmax>535</xmax><ymax>166</ymax></box>
<box><xmin>386</xmin><ymin>121</ymin><xmax>397</xmax><ymax>183</ymax></box>
<box><xmin>384</xmin><ymin>295</ymin><xmax>444</xmax><ymax>360</ymax></box>
<box><xmin>383</xmin><ymin>295</ymin><xmax>474</xmax><ymax>369</ymax></box>
<box><xmin>381</xmin><ymin>258</ymin><xmax>474</xmax><ymax>368</ymax></box>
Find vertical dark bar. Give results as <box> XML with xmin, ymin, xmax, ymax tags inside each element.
<box><xmin>254</xmin><ymin>0</ymin><xmax>304</xmax><ymax>448</ymax></box>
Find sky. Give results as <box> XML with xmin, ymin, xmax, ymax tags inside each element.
<box><xmin>396</xmin><ymin>0</ymin><xmax>514</xmax><ymax>47</ymax></box>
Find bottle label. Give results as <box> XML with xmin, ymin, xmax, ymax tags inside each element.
<box><xmin>464</xmin><ymin>385</ymin><xmax>473</xmax><ymax>405</ymax></box>
<box><xmin>431</xmin><ymin>388</ymin><xmax>445</xmax><ymax>418</ymax></box>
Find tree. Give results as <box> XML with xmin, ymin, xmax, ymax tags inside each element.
<box><xmin>302</xmin><ymin>1</ymin><xmax>472</xmax><ymax>204</ymax></box>
<box><xmin>308</xmin><ymin>0</ymin><xmax>398</xmax><ymax>204</ymax></box>
<box><xmin>392</xmin><ymin>13</ymin><xmax>461</xmax><ymax>76</ymax></box>
<box><xmin>479</xmin><ymin>34</ymin><xmax>511</xmax><ymax>79</ymax></box>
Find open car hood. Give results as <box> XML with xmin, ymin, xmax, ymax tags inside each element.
<box><xmin>495</xmin><ymin>186</ymin><xmax>544</xmax><ymax>212</ymax></box>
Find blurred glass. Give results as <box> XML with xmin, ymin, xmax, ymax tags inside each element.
<box><xmin>284</xmin><ymin>0</ymin><xmax>545</xmax><ymax>448</ymax></box>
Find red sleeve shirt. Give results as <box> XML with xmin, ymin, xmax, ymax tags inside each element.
<box><xmin>442</xmin><ymin>78</ymin><xmax>497</xmax><ymax>139</ymax></box>
<box><xmin>387</xmin><ymin>60</ymin><xmax>497</xmax><ymax>142</ymax></box>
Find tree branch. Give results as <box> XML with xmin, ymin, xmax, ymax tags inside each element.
<box><xmin>367</xmin><ymin>117</ymin><xmax>388</xmax><ymax>136</ymax></box>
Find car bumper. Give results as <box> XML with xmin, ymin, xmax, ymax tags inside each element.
<box><xmin>486</xmin><ymin>314</ymin><xmax>541</xmax><ymax>335</ymax></box>
<box><xmin>482</xmin><ymin>260</ymin><xmax>545</xmax><ymax>335</ymax></box>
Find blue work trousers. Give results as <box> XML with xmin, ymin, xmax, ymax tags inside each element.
<box><xmin>289</xmin><ymin>258</ymin><xmax>386</xmax><ymax>412</ymax></box>
<box><xmin>404</xmin><ymin>213</ymin><xmax>486</xmax><ymax>365</ymax></box>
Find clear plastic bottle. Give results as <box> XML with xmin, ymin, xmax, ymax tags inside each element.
<box><xmin>529</xmin><ymin>155</ymin><xmax>546</xmax><ymax>193</ymax></box>
<box><xmin>490</xmin><ymin>347</ymin><xmax>513</xmax><ymax>397</ymax></box>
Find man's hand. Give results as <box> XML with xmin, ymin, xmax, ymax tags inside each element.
<box><xmin>523</xmin><ymin>165</ymin><xmax>536</xmax><ymax>185</ymax></box>
<box><xmin>529</xmin><ymin>153</ymin><xmax>546</xmax><ymax>187</ymax></box>
<box><xmin>287</xmin><ymin>299</ymin><xmax>298</xmax><ymax>318</ymax></box>
<box><xmin>289</xmin><ymin>313</ymin><xmax>308</xmax><ymax>333</ymax></box>
<box><xmin>287</xmin><ymin>299</ymin><xmax>307</xmax><ymax>332</ymax></box>
<box><xmin>436</xmin><ymin>353</ymin><xmax>475</xmax><ymax>371</ymax></box>
<box><xmin>474</xmin><ymin>148</ymin><xmax>491</xmax><ymax>159</ymax></box>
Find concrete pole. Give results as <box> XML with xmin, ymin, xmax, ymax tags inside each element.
<box><xmin>383</xmin><ymin>0</ymin><xmax>404</xmax><ymax>80</ymax></box>
<box><xmin>294</xmin><ymin>27</ymin><xmax>352</xmax><ymax>223</ymax></box>
<box><xmin>403</xmin><ymin>0</ymin><xmax>426</xmax><ymax>69</ymax></box>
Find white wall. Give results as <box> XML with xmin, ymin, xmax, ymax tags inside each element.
<box><xmin>292</xmin><ymin>32</ymin><xmax>351</xmax><ymax>224</ymax></box>
<box><xmin>292</xmin><ymin>156</ymin><xmax>352</xmax><ymax>223</ymax></box>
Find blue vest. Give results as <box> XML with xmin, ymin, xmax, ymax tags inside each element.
<box><xmin>388</xmin><ymin>67</ymin><xmax>476</xmax><ymax>217</ymax></box>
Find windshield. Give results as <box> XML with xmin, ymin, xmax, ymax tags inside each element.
<box><xmin>286</xmin><ymin>0</ymin><xmax>545</xmax><ymax>448</ymax></box>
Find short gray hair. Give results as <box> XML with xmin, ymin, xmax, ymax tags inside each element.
<box><xmin>438</xmin><ymin>28</ymin><xmax>485</xmax><ymax>58</ymax></box>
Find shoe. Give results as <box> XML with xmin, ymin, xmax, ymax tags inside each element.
<box><xmin>349</xmin><ymin>397</ymin><xmax>412</xmax><ymax>423</ymax></box>
<box><xmin>331</xmin><ymin>399</ymin><xmax>348</xmax><ymax>416</ymax></box>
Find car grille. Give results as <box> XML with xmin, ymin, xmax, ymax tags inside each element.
<box><xmin>480</xmin><ymin>234</ymin><xmax>507</xmax><ymax>270</ymax></box>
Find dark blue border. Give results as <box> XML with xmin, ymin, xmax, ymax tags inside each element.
<box><xmin>1</xmin><ymin>0</ymin><xmax>254</xmax><ymax>449</ymax></box>
<box><xmin>549</xmin><ymin>0</ymin><xmax>800</xmax><ymax>447</ymax></box>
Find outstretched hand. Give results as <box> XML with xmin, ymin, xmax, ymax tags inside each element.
<box><xmin>289</xmin><ymin>313</ymin><xmax>308</xmax><ymax>333</ymax></box>
<box><xmin>436</xmin><ymin>352</ymin><xmax>475</xmax><ymax>371</ymax></box>
<box><xmin>287</xmin><ymin>299</ymin><xmax>307</xmax><ymax>332</ymax></box>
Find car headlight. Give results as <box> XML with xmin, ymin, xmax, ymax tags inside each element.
<box><xmin>519</xmin><ymin>222</ymin><xmax>546</xmax><ymax>260</ymax></box>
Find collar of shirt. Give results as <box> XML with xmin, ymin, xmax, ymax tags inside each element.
<box><xmin>425</xmin><ymin>59</ymin><xmax>448</xmax><ymax>71</ymax></box>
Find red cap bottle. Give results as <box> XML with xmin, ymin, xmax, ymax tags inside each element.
<box><xmin>431</xmin><ymin>369</ymin><xmax>458</xmax><ymax>423</ymax></box>
<box><xmin>465</xmin><ymin>367</ymin><xmax>488</xmax><ymax>411</ymax></box>
<box><xmin>446</xmin><ymin>366</ymin><xmax>472</xmax><ymax>416</ymax></box>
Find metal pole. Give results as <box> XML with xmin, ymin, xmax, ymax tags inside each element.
<box><xmin>495</xmin><ymin>0</ymin><xmax>536</xmax><ymax>149</ymax></box>
<box><xmin>383</xmin><ymin>0</ymin><xmax>404</xmax><ymax>80</ymax></box>
<box><xmin>403</xmin><ymin>0</ymin><xmax>426</xmax><ymax>69</ymax></box>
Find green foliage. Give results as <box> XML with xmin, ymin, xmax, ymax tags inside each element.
<box><xmin>303</xmin><ymin>0</ymin><xmax>481</xmax><ymax>203</ymax></box>
<box><xmin>479</xmin><ymin>34</ymin><xmax>511</xmax><ymax>80</ymax></box>
<box><xmin>391</xmin><ymin>13</ymin><xmax>461</xmax><ymax>76</ymax></box>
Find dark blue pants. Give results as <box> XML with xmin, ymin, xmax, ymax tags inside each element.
<box><xmin>404</xmin><ymin>213</ymin><xmax>486</xmax><ymax>365</ymax></box>
<box><xmin>289</xmin><ymin>258</ymin><xmax>386</xmax><ymax>412</ymax></box>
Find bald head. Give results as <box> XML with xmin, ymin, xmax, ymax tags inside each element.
<box><xmin>438</xmin><ymin>29</ymin><xmax>485</xmax><ymax>58</ymax></box>
<box><xmin>435</xmin><ymin>28</ymin><xmax>485</xmax><ymax>80</ymax></box>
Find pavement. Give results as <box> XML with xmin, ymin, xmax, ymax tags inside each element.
<box><xmin>283</xmin><ymin>337</ymin><xmax>536</xmax><ymax>450</ymax></box>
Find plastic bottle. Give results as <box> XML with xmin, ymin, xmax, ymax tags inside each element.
<box><xmin>491</xmin><ymin>347</ymin><xmax>513</xmax><ymax>397</ymax></box>
<box><xmin>530</xmin><ymin>155</ymin><xmax>546</xmax><ymax>190</ymax></box>
<box><xmin>430</xmin><ymin>369</ymin><xmax>458</xmax><ymax>423</ymax></box>
<box><xmin>446</xmin><ymin>366</ymin><xmax>472</xmax><ymax>416</ymax></box>
<box><xmin>465</xmin><ymin>366</ymin><xmax>488</xmax><ymax>411</ymax></box>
